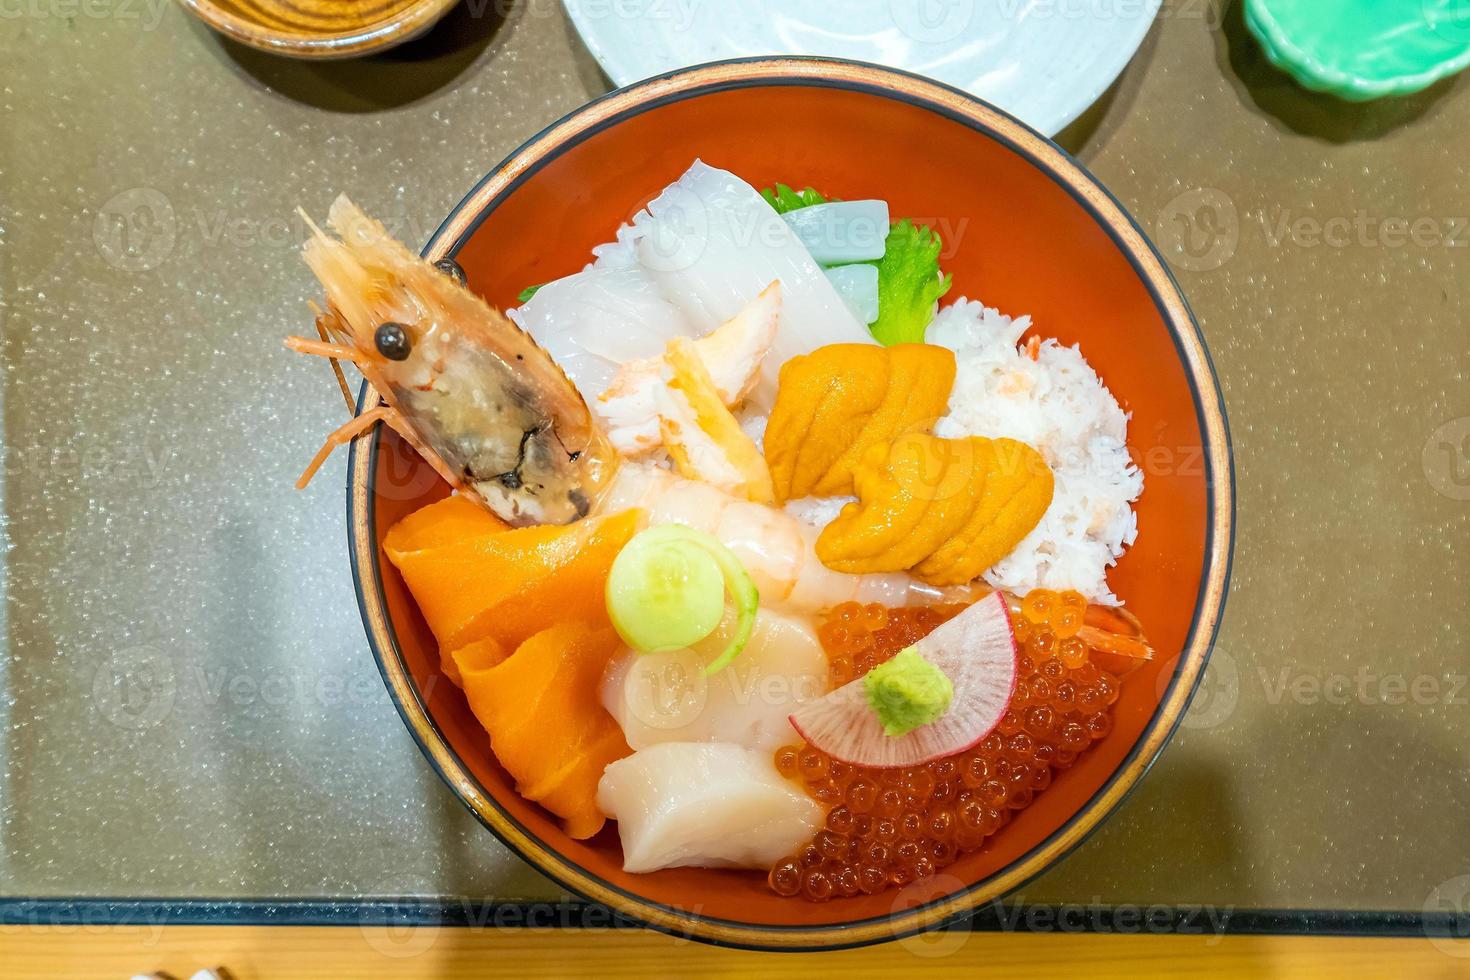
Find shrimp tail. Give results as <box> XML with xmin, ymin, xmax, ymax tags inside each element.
<box><xmin>1000</xmin><ymin>590</ymin><xmax>1154</xmax><ymax>660</ymax></box>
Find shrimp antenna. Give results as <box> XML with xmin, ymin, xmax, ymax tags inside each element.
<box><xmin>297</xmin><ymin>206</ymin><xmax>328</xmax><ymax>244</ymax></box>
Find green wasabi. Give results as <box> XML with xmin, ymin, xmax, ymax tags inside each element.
<box><xmin>863</xmin><ymin>646</ymin><xmax>953</xmax><ymax>737</ymax></box>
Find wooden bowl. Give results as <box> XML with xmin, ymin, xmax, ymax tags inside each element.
<box><xmin>347</xmin><ymin>58</ymin><xmax>1234</xmax><ymax>950</ymax></box>
<box><xmin>178</xmin><ymin>0</ymin><xmax>458</xmax><ymax>58</ymax></box>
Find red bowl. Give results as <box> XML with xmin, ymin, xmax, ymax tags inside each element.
<box><xmin>347</xmin><ymin>58</ymin><xmax>1233</xmax><ymax>950</ymax></box>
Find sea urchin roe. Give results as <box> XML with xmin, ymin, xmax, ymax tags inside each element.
<box><xmin>815</xmin><ymin>434</ymin><xmax>1054</xmax><ymax>586</ymax></box>
<box><xmin>768</xmin><ymin>590</ymin><xmax>1120</xmax><ymax>901</ymax></box>
<box><xmin>763</xmin><ymin>344</ymin><xmax>957</xmax><ymax>502</ymax></box>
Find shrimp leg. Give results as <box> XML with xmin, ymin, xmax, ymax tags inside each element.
<box><xmin>312</xmin><ymin>308</ymin><xmax>358</xmax><ymax>415</ymax></box>
<box><xmin>296</xmin><ymin>406</ymin><xmax>395</xmax><ymax>489</ymax></box>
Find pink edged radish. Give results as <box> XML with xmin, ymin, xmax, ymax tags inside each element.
<box><xmin>788</xmin><ymin>592</ymin><xmax>1018</xmax><ymax>768</ymax></box>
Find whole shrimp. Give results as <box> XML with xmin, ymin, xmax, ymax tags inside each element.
<box><xmin>286</xmin><ymin>199</ymin><xmax>1152</xmax><ymax>660</ymax></box>
<box><xmin>286</xmin><ymin>196</ymin><xmax>616</xmax><ymax>526</ymax></box>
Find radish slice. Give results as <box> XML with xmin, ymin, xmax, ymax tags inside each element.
<box><xmin>788</xmin><ymin>592</ymin><xmax>1018</xmax><ymax>768</ymax></box>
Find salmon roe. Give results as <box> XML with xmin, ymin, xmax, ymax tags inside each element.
<box><xmin>768</xmin><ymin>590</ymin><xmax>1121</xmax><ymax>901</ymax></box>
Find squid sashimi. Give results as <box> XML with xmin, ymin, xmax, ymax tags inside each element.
<box><xmin>596</xmin><ymin>742</ymin><xmax>822</xmax><ymax>872</ymax></box>
<box><xmin>460</xmin><ymin>621</ymin><xmax>631</xmax><ymax>840</ymax></box>
<box><xmin>513</xmin><ymin>161</ymin><xmax>873</xmax><ymax>410</ymax></box>
<box><xmin>626</xmin><ymin>161</ymin><xmax>874</xmax><ymax>401</ymax></box>
<box><xmin>602</xmin><ymin>608</ymin><xmax>828</xmax><ymax>752</ymax></box>
<box><xmin>510</xmin><ymin>264</ymin><xmax>697</xmax><ymax>400</ymax></box>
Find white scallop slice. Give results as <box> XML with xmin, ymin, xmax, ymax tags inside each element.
<box><xmin>597</xmin><ymin>742</ymin><xmax>822</xmax><ymax>873</ymax></box>
<box><xmin>602</xmin><ymin>607</ymin><xmax>827</xmax><ymax>752</ymax></box>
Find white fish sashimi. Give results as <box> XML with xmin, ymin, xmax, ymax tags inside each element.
<box><xmin>596</xmin><ymin>742</ymin><xmax>822</xmax><ymax>873</ymax></box>
<box><xmin>602</xmin><ymin>607</ymin><xmax>827</xmax><ymax>752</ymax></box>
<box><xmin>781</xmin><ymin>200</ymin><xmax>890</xmax><ymax>264</ymax></box>
<box><xmin>509</xmin><ymin>264</ymin><xmax>696</xmax><ymax>399</ymax></box>
<box><xmin>625</xmin><ymin>161</ymin><xmax>875</xmax><ymax>403</ymax></box>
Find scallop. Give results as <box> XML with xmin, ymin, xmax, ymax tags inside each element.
<box><xmin>596</xmin><ymin>742</ymin><xmax>823</xmax><ymax>873</ymax></box>
<box><xmin>601</xmin><ymin>607</ymin><xmax>827</xmax><ymax>752</ymax></box>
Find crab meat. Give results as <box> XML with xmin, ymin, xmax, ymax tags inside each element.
<box><xmin>597</xmin><ymin>282</ymin><xmax>781</xmax><ymax>455</ymax></box>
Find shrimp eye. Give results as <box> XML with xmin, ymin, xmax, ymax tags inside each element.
<box><xmin>375</xmin><ymin>322</ymin><xmax>412</xmax><ymax>361</ymax></box>
<box><xmin>433</xmin><ymin>257</ymin><xmax>467</xmax><ymax>286</ymax></box>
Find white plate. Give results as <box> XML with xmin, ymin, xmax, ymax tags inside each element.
<box><xmin>562</xmin><ymin>0</ymin><xmax>1160</xmax><ymax>137</ymax></box>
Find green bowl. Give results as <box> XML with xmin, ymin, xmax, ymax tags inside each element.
<box><xmin>1246</xmin><ymin>0</ymin><xmax>1470</xmax><ymax>100</ymax></box>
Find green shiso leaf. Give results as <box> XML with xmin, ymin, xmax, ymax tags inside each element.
<box><xmin>868</xmin><ymin>219</ymin><xmax>953</xmax><ymax>347</ymax></box>
<box><xmin>761</xmin><ymin>183</ymin><xmax>834</xmax><ymax>214</ymax></box>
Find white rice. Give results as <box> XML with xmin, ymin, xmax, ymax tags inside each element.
<box><xmin>928</xmin><ymin>299</ymin><xmax>1143</xmax><ymax>605</ymax></box>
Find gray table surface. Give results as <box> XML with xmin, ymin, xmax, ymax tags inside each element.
<box><xmin>3</xmin><ymin>2</ymin><xmax>1469</xmax><ymax>915</ymax></box>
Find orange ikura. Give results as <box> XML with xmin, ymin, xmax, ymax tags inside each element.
<box><xmin>768</xmin><ymin>589</ymin><xmax>1121</xmax><ymax>901</ymax></box>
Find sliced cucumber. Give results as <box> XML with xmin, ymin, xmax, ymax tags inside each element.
<box><xmin>606</xmin><ymin>525</ymin><xmax>759</xmax><ymax>675</ymax></box>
